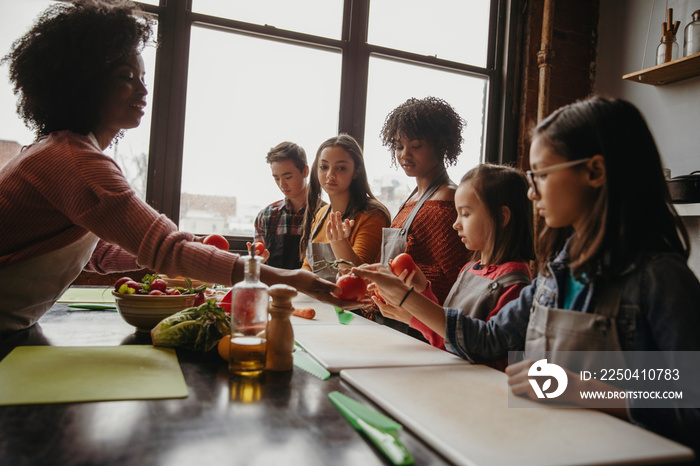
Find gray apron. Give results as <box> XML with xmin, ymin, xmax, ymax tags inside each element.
<box><xmin>444</xmin><ymin>262</ymin><xmax>531</xmax><ymax>320</ymax></box>
<box><xmin>0</xmin><ymin>232</ymin><xmax>100</xmax><ymax>334</ymax></box>
<box><xmin>380</xmin><ymin>174</ymin><xmax>449</xmax><ymax>265</ymax></box>
<box><xmin>524</xmin><ymin>274</ymin><xmax>625</xmax><ymax>372</ymax></box>
<box><xmin>305</xmin><ymin>207</ymin><xmax>339</xmax><ymax>282</ymax></box>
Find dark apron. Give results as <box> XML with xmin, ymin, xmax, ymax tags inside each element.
<box><xmin>524</xmin><ymin>274</ymin><xmax>625</xmax><ymax>372</ymax></box>
<box><xmin>376</xmin><ymin>173</ymin><xmax>450</xmax><ymax>338</ymax></box>
<box><xmin>444</xmin><ymin>262</ymin><xmax>531</xmax><ymax>320</ymax></box>
<box><xmin>305</xmin><ymin>206</ymin><xmax>338</xmax><ymax>282</ymax></box>
<box><xmin>265</xmin><ymin>206</ymin><xmax>302</xmax><ymax>270</ymax></box>
<box><xmin>380</xmin><ymin>173</ymin><xmax>448</xmax><ymax>265</ymax></box>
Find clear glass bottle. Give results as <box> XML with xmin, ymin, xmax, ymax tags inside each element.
<box><xmin>656</xmin><ymin>35</ymin><xmax>680</xmax><ymax>65</ymax></box>
<box><xmin>684</xmin><ymin>9</ymin><xmax>700</xmax><ymax>57</ymax></box>
<box><xmin>228</xmin><ymin>254</ymin><xmax>269</xmax><ymax>376</ymax></box>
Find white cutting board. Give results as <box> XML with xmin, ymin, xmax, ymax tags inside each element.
<box><xmin>293</xmin><ymin>323</ymin><xmax>468</xmax><ymax>373</ymax></box>
<box><xmin>341</xmin><ymin>365</ymin><xmax>695</xmax><ymax>466</ymax></box>
<box><xmin>291</xmin><ymin>295</ymin><xmax>374</xmax><ymax>326</ymax></box>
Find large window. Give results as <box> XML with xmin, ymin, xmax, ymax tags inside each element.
<box><xmin>0</xmin><ymin>0</ymin><xmax>156</xmax><ymax>201</ymax></box>
<box><xmin>1</xmin><ymin>0</ymin><xmax>512</xmax><ymax>247</ymax></box>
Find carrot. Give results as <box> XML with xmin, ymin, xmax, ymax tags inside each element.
<box><xmin>293</xmin><ymin>307</ymin><xmax>316</xmax><ymax>320</ymax></box>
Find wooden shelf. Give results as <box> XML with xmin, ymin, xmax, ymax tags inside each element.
<box><xmin>622</xmin><ymin>52</ymin><xmax>700</xmax><ymax>85</ymax></box>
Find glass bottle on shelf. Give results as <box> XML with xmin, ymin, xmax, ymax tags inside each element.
<box><xmin>684</xmin><ymin>9</ymin><xmax>700</xmax><ymax>57</ymax></box>
<box><xmin>656</xmin><ymin>8</ymin><xmax>681</xmax><ymax>65</ymax></box>
<box><xmin>228</xmin><ymin>251</ymin><xmax>269</xmax><ymax>377</ymax></box>
<box><xmin>657</xmin><ymin>35</ymin><xmax>680</xmax><ymax>65</ymax></box>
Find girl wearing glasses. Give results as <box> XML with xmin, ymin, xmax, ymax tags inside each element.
<box><xmin>354</xmin><ymin>96</ymin><xmax>700</xmax><ymax>453</ymax></box>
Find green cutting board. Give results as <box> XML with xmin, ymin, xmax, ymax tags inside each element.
<box><xmin>0</xmin><ymin>346</ymin><xmax>188</xmax><ymax>405</ymax></box>
<box><xmin>57</xmin><ymin>286</ymin><xmax>115</xmax><ymax>304</ymax></box>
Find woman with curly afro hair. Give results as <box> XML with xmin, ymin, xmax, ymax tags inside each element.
<box><xmin>0</xmin><ymin>0</ymin><xmax>345</xmax><ymax>336</ymax></box>
<box><xmin>370</xmin><ymin>96</ymin><xmax>472</xmax><ymax>338</ymax></box>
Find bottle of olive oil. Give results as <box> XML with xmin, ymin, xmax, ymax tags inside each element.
<box><xmin>229</xmin><ymin>250</ymin><xmax>269</xmax><ymax>376</ymax></box>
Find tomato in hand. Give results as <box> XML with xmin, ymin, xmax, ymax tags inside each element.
<box><xmin>203</xmin><ymin>234</ymin><xmax>230</xmax><ymax>251</ymax></box>
<box><xmin>253</xmin><ymin>241</ymin><xmax>265</xmax><ymax>256</ymax></box>
<box><xmin>333</xmin><ymin>274</ymin><xmax>367</xmax><ymax>301</ymax></box>
<box><xmin>390</xmin><ymin>253</ymin><xmax>416</xmax><ymax>277</ymax></box>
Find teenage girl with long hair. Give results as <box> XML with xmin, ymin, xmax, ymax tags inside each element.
<box><xmin>299</xmin><ymin>134</ymin><xmax>390</xmax><ymax>281</ymax></box>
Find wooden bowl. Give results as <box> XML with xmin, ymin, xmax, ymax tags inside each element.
<box><xmin>112</xmin><ymin>291</ymin><xmax>197</xmax><ymax>333</ymax></box>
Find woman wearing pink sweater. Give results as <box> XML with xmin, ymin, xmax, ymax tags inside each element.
<box><xmin>0</xmin><ymin>0</ymin><xmax>345</xmax><ymax>336</ymax></box>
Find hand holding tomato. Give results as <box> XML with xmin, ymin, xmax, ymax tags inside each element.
<box><xmin>332</xmin><ymin>273</ymin><xmax>367</xmax><ymax>301</ymax></box>
<box><xmin>203</xmin><ymin>234</ymin><xmax>230</xmax><ymax>251</ymax></box>
<box><xmin>245</xmin><ymin>241</ymin><xmax>269</xmax><ymax>263</ymax></box>
<box><xmin>389</xmin><ymin>253</ymin><xmax>427</xmax><ymax>292</ymax></box>
<box><xmin>351</xmin><ymin>263</ymin><xmax>411</xmax><ymax>306</ymax></box>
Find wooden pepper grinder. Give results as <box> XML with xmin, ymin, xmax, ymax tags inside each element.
<box><xmin>265</xmin><ymin>284</ymin><xmax>297</xmax><ymax>371</ymax></box>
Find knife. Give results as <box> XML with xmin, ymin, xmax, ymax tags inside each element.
<box><xmin>67</xmin><ymin>304</ymin><xmax>117</xmax><ymax>311</ymax></box>
<box><xmin>334</xmin><ymin>306</ymin><xmax>355</xmax><ymax>325</ymax></box>
<box><xmin>293</xmin><ymin>342</ymin><xmax>330</xmax><ymax>381</ymax></box>
<box><xmin>329</xmin><ymin>391</ymin><xmax>414</xmax><ymax>465</ymax></box>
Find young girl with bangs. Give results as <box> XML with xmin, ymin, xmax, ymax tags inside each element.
<box><xmin>367</xmin><ymin>164</ymin><xmax>534</xmax><ymax>370</ymax></box>
<box><xmin>354</xmin><ymin>96</ymin><xmax>700</xmax><ymax>454</ymax></box>
<box><xmin>299</xmin><ymin>134</ymin><xmax>390</xmax><ymax>281</ymax></box>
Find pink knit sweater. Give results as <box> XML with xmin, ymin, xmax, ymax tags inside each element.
<box><xmin>0</xmin><ymin>131</ymin><xmax>237</xmax><ymax>284</ymax></box>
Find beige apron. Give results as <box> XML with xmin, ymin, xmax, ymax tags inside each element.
<box><xmin>444</xmin><ymin>262</ymin><xmax>530</xmax><ymax>320</ymax></box>
<box><xmin>0</xmin><ymin>232</ymin><xmax>99</xmax><ymax>334</ymax></box>
<box><xmin>380</xmin><ymin>174</ymin><xmax>449</xmax><ymax>265</ymax></box>
<box><xmin>305</xmin><ymin>207</ymin><xmax>339</xmax><ymax>282</ymax></box>
<box><xmin>524</xmin><ymin>275</ymin><xmax>625</xmax><ymax>372</ymax></box>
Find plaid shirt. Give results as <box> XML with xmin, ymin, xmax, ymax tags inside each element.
<box><xmin>254</xmin><ymin>198</ymin><xmax>305</xmax><ymax>269</ymax></box>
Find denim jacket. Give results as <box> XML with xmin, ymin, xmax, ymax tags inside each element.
<box><xmin>445</xmin><ymin>242</ymin><xmax>700</xmax><ymax>455</ymax></box>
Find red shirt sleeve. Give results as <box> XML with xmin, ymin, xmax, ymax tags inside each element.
<box><xmin>409</xmin><ymin>316</ymin><xmax>446</xmax><ymax>350</ymax></box>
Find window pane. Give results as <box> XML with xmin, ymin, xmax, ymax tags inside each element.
<box><xmin>181</xmin><ymin>26</ymin><xmax>342</xmax><ymax>237</ymax></box>
<box><xmin>192</xmin><ymin>0</ymin><xmax>344</xmax><ymax>40</ymax></box>
<box><xmin>105</xmin><ymin>38</ymin><xmax>157</xmax><ymax>201</ymax></box>
<box><xmin>0</xmin><ymin>0</ymin><xmax>57</xmax><ymax>156</ymax></box>
<box><xmin>0</xmin><ymin>0</ymin><xmax>155</xmax><ymax>201</ymax></box>
<box><xmin>363</xmin><ymin>56</ymin><xmax>486</xmax><ymax>218</ymax></box>
<box><xmin>368</xmin><ymin>0</ymin><xmax>491</xmax><ymax>67</ymax></box>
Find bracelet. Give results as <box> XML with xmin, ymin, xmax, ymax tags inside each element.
<box><xmin>399</xmin><ymin>286</ymin><xmax>414</xmax><ymax>306</ymax></box>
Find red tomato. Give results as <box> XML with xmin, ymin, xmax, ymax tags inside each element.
<box><xmin>253</xmin><ymin>241</ymin><xmax>265</xmax><ymax>256</ymax></box>
<box><xmin>150</xmin><ymin>278</ymin><xmax>167</xmax><ymax>292</ymax></box>
<box><xmin>220</xmin><ymin>289</ymin><xmax>232</xmax><ymax>313</ymax></box>
<box><xmin>203</xmin><ymin>234</ymin><xmax>230</xmax><ymax>251</ymax></box>
<box><xmin>114</xmin><ymin>276</ymin><xmax>132</xmax><ymax>292</ymax></box>
<box><xmin>390</xmin><ymin>253</ymin><xmax>416</xmax><ymax>277</ymax></box>
<box><xmin>333</xmin><ymin>274</ymin><xmax>367</xmax><ymax>301</ymax></box>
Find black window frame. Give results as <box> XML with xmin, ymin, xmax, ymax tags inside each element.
<box><xmin>139</xmin><ymin>0</ymin><xmax>520</xmax><ymax>251</ymax></box>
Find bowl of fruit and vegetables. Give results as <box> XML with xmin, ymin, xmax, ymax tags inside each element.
<box><xmin>112</xmin><ymin>274</ymin><xmax>207</xmax><ymax>333</ymax></box>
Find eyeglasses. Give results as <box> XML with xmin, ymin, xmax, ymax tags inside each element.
<box><xmin>526</xmin><ymin>158</ymin><xmax>592</xmax><ymax>196</ymax></box>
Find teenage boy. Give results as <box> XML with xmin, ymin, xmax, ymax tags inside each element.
<box><xmin>254</xmin><ymin>141</ymin><xmax>309</xmax><ymax>269</ymax></box>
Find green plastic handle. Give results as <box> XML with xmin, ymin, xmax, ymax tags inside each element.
<box><xmin>334</xmin><ymin>306</ymin><xmax>354</xmax><ymax>325</ymax></box>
